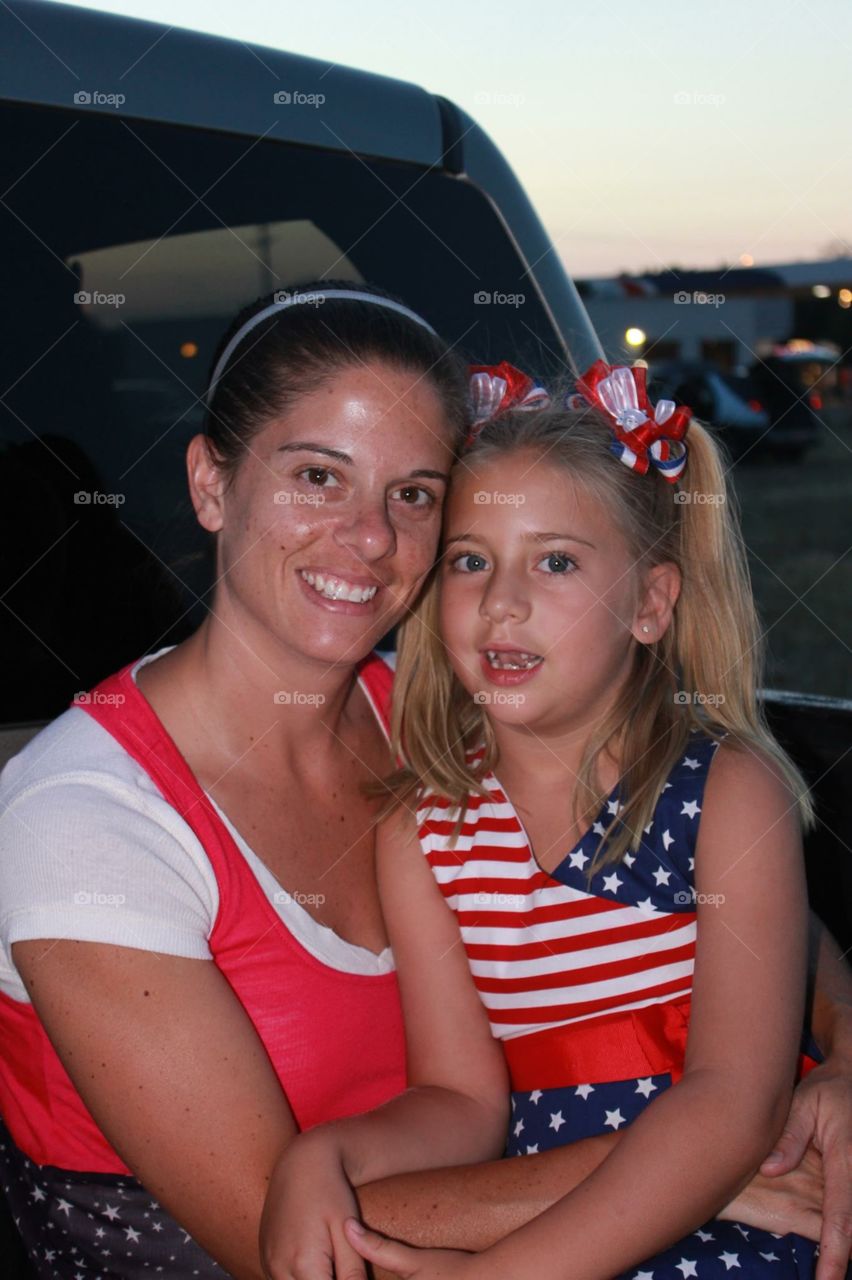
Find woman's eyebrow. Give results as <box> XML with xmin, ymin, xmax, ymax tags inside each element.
<box><xmin>277</xmin><ymin>443</ymin><xmax>449</xmax><ymax>482</ymax></box>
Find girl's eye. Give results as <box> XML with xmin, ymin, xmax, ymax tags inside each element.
<box><xmin>451</xmin><ymin>552</ymin><xmax>489</xmax><ymax>573</ymax></box>
<box><xmin>390</xmin><ymin>485</ymin><xmax>434</xmax><ymax>507</ymax></box>
<box><xmin>299</xmin><ymin>466</ymin><xmax>340</xmax><ymax>488</ymax></box>
<box><xmin>538</xmin><ymin>552</ymin><xmax>577</xmax><ymax>574</ymax></box>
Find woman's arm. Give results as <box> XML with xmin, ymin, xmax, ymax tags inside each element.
<box><xmin>348</xmin><ymin>739</ymin><xmax>812</xmax><ymax>1280</ymax></box>
<box><xmin>757</xmin><ymin>915</ymin><xmax>852</xmax><ymax>1279</ymax></box>
<box><xmin>13</xmin><ymin>937</ymin><xmax>299</xmax><ymax>1280</ymax></box>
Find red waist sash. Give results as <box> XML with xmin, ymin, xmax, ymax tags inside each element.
<box><xmin>504</xmin><ymin>996</ymin><xmax>819</xmax><ymax>1091</ymax></box>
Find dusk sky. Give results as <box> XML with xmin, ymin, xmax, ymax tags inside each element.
<box><xmin>52</xmin><ymin>0</ymin><xmax>851</xmax><ymax>276</ymax></box>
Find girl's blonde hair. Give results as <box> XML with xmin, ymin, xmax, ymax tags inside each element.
<box><xmin>379</xmin><ymin>394</ymin><xmax>815</xmax><ymax>871</ymax></box>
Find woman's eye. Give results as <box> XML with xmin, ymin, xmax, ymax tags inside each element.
<box><xmin>391</xmin><ymin>485</ymin><xmax>433</xmax><ymax>507</ymax></box>
<box><xmin>299</xmin><ymin>466</ymin><xmax>340</xmax><ymax>488</ymax></box>
<box><xmin>538</xmin><ymin>552</ymin><xmax>576</xmax><ymax>574</ymax></box>
<box><xmin>451</xmin><ymin>552</ymin><xmax>489</xmax><ymax>573</ymax></box>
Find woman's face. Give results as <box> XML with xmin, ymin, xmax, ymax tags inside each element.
<box><xmin>197</xmin><ymin>359</ymin><xmax>457</xmax><ymax>667</ymax></box>
<box><xmin>438</xmin><ymin>448</ymin><xmax>649</xmax><ymax>736</ymax></box>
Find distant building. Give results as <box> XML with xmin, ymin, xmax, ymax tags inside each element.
<box><xmin>576</xmin><ymin>258</ymin><xmax>852</xmax><ymax>371</ymax></box>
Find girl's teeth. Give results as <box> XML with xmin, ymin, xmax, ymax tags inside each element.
<box><xmin>301</xmin><ymin>571</ymin><xmax>377</xmax><ymax>604</ymax></box>
<box><xmin>486</xmin><ymin>650</ymin><xmax>543</xmax><ymax>671</ymax></box>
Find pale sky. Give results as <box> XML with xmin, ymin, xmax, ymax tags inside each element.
<box><xmin>51</xmin><ymin>0</ymin><xmax>852</xmax><ymax>275</ymax></box>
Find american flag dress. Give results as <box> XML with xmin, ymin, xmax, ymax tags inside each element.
<box><xmin>418</xmin><ymin>730</ymin><xmax>822</xmax><ymax>1279</ymax></box>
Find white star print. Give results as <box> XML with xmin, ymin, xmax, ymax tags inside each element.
<box><xmin>44</xmin><ymin>1251</ymin><xmax>56</xmax><ymax>1263</ymax></box>
<box><xmin>663</xmin><ymin>781</ymin><xmax>673</xmax><ymax>791</ymax></box>
<box><xmin>103</xmin><ymin>1204</ymin><xmax>121</xmax><ymax>1221</ymax></box>
<box><xmin>681</xmin><ymin>799</ymin><xmax>701</xmax><ymax>819</ymax></box>
<box><xmin>575</xmin><ymin>1084</ymin><xmax>595</xmax><ymax>1100</ymax></box>
<box><xmin>719</xmin><ymin>1252</ymin><xmax>740</xmax><ymax>1270</ymax></box>
<box><xmin>30</xmin><ymin>1185</ymin><xmax>46</xmax><ymax>1202</ymax></box>
<box><xmin>602</xmin><ymin>872</ymin><xmax>623</xmax><ymax>894</ymax></box>
<box><xmin>152</xmin><ymin>1221</ymin><xmax>164</xmax><ymax>1232</ymax></box>
<box><xmin>652</xmin><ymin>866</ymin><xmax>671</xmax><ymax>886</ymax></box>
<box><xmin>568</xmin><ymin>850</ymin><xmax>590</xmax><ymax>870</ymax></box>
<box><xmin>124</xmin><ymin>1225</ymin><xmax>142</xmax><ymax>1243</ymax></box>
<box><xmin>549</xmin><ymin>1111</ymin><xmax>566</xmax><ymax>1132</ymax></box>
<box><xmin>675</xmin><ymin>1260</ymin><xmax>698</xmax><ymax>1278</ymax></box>
<box><xmin>758</xmin><ymin>1253</ymin><xmax>779</xmax><ymax>1262</ymax></box>
<box><xmin>636</xmin><ymin>897</ymin><xmax>657</xmax><ymax>914</ymax></box>
<box><xmin>55</xmin><ymin>1198</ymin><xmax>72</xmax><ymax>1216</ymax></box>
<box><xmin>592</xmin><ymin>821</ymin><xmax>607</xmax><ymax>837</ymax></box>
<box><xmin>644</xmin><ymin>821</ymin><xmax>654</xmax><ymax>834</ymax></box>
<box><xmin>688</xmin><ymin>857</ymin><xmax>695</xmax><ymax>871</ymax></box>
<box><xmin>624</xmin><ymin>852</ymin><xmax>636</xmax><ymax>867</ymax></box>
<box><xmin>695</xmin><ymin>1230</ymin><xmax>715</xmax><ymax>1242</ymax></box>
<box><xmin>733</xmin><ymin>1224</ymin><xmax>750</xmax><ymax>1240</ymax></box>
<box><xmin>513</xmin><ymin>1118</ymin><xmax>524</xmax><ymax>1137</ymax></box>
<box><xmin>604</xmin><ymin>1108</ymin><xmax>626</xmax><ymax>1130</ymax></box>
<box><xmin>525</xmin><ymin>1144</ymin><xmax>539</xmax><ymax>1154</ymax></box>
<box><xmin>634</xmin><ymin>1272</ymin><xmax>655</xmax><ymax>1280</ymax></box>
<box><xmin>635</xmin><ymin>1078</ymin><xmax>658</xmax><ymax>1098</ymax></box>
<box><xmin>607</xmin><ymin>799</ymin><xmax>621</xmax><ymax>816</ymax></box>
<box><xmin>95</xmin><ymin>1227</ymin><xmax>105</xmax><ymax>1238</ymax></box>
<box><xmin>529</xmin><ymin>1090</ymin><xmax>543</xmax><ymax>1104</ymax></box>
<box><xmin>662</xmin><ymin>829</ymin><xmax>675</xmax><ymax>851</ymax></box>
<box><xmin>683</xmin><ymin>757</ymin><xmax>700</xmax><ymax>770</ymax></box>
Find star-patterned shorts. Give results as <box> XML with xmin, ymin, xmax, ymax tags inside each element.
<box><xmin>506</xmin><ymin>1078</ymin><xmax>822</xmax><ymax>1279</ymax></box>
<box><xmin>1</xmin><ymin>1118</ymin><xmax>230</xmax><ymax>1279</ymax></box>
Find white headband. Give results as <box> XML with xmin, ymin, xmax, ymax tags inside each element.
<box><xmin>205</xmin><ymin>289</ymin><xmax>438</xmax><ymax>406</ymax></box>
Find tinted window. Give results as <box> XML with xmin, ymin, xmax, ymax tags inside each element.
<box><xmin>0</xmin><ymin>101</ymin><xmax>567</xmax><ymax>724</ymax></box>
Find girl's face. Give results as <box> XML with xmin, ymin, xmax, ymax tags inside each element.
<box><xmin>439</xmin><ymin>448</ymin><xmax>664</xmax><ymax>735</ymax></box>
<box><xmin>193</xmin><ymin>360</ymin><xmax>457</xmax><ymax>667</ymax></box>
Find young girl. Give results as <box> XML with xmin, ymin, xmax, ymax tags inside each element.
<box><xmin>260</xmin><ymin>361</ymin><xmax>822</xmax><ymax>1280</ymax></box>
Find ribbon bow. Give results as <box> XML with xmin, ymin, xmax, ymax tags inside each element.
<box><xmin>466</xmin><ymin>361</ymin><xmax>550</xmax><ymax>447</ymax></box>
<box><xmin>572</xmin><ymin>360</ymin><xmax>691</xmax><ymax>483</ymax></box>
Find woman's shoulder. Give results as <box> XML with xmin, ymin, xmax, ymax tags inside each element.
<box><xmin>0</xmin><ymin>706</ymin><xmax>218</xmax><ymax>998</ymax></box>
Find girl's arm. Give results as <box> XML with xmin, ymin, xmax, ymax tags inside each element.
<box><xmin>349</xmin><ymin>738</ymin><xmax>811</xmax><ymax>1280</ymax></box>
<box><xmin>259</xmin><ymin>804</ymin><xmax>510</xmax><ymax>1277</ymax></box>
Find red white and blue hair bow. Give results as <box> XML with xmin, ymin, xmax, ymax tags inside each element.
<box><xmin>466</xmin><ymin>360</ymin><xmax>550</xmax><ymax>446</ymax></box>
<box><xmin>572</xmin><ymin>360</ymin><xmax>691</xmax><ymax>483</ymax></box>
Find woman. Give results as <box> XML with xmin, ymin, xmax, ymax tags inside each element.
<box><xmin>1</xmin><ymin>281</ymin><xmax>850</xmax><ymax>1280</ymax></box>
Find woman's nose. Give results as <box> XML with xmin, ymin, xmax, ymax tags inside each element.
<box><xmin>332</xmin><ymin>497</ymin><xmax>397</xmax><ymax>563</ymax></box>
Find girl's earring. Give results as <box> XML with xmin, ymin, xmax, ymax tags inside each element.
<box><xmin>641</xmin><ymin>625</ymin><xmax>651</xmax><ymax>634</ymax></box>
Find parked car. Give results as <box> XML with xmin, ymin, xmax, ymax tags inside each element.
<box><xmin>1</xmin><ymin>4</ymin><xmax>850</xmax><ymax>1273</ymax></box>
<box><xmin>647</xmin><ymin>361</ymin><xmax>770</xmax><ymax>460</ymax></box>
<box><xmin>747</xmin><ymin>342</ymin><xmax>836</xmax><ymax>460</ymax></box>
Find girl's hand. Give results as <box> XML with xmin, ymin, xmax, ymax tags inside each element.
<box><xmin>260</xmin><ymin>1133</ymin><xmax>366</xmax><ymax>1280</ymax></box>
<box><xmin>759</xmin><ymin>1058</ymin><xmax>852</xmax><ymax>1280</ymax></box>
<box><xmin>343</xmin><ymin>1218</ymin><xmax>480</xmax><ymax>1280</ymax></box>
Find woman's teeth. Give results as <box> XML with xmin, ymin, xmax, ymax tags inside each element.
<box><xmin>485</xmin><ymin>650</ymin><xmax>543</xmax><ymax>671</ymax></box>
<box><xmin>300</xmin><ymin>570</ymin><xmax>378</xmax><ymax>603</ymax></box>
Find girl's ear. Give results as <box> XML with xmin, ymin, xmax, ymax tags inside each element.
<box><xmin>632</xmin><ymin>561</ymin><xmax>681</xmax><ymax>645</ymax></box>
<box><xmin>187</xmin><ymin>434</ymin><xmax>228</xmax><ymax>533</ymax></box>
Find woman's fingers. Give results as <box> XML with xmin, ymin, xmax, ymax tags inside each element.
<box><xmin>761</xmin><ymin>1087</ymin><xmax>814</xmax><ymax>1176</ymax></box>
<box><xmin>343</xmin><ymin>1219</ymin><xmax>419</xmax><ymax>1278</ymax></box>
<box><xmin>815</xmin><ymin>1142</ymin><xmax>852</xmax><ymax>1280</ymax></box>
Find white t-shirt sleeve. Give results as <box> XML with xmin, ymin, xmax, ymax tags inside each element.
<box><xmin>0</xmin><ymin>712</ymin><xmax>218</xmax><ymax>1002</ymax></box>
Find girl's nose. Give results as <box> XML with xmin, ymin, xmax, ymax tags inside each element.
<box><xmin>479</xmin><ymin>574</ymin><xmax>530</xmax><ymax>625</ymax></box>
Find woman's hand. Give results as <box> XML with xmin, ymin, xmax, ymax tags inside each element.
<box><xmin>260</xmin><ymin>1132</ymin><xmax>366</xmax><ymax>1280</ymax></box>
<box><xmin>759</xmin><ymin>1057</ymin><xmax>852</xmax><ymax>1280</ymax></box>
<box><xmin>344</xmin><ymin>1219</ymin><xmax>480</xmax><ymax>1280</ymax></box>
<box><xmin>719</xmin><ymin>1143</ymin><xmax>823</xmax><ymax>1241</ymax></box>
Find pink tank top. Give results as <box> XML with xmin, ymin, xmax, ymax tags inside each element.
<box><xmin>0</xmin><ymin>651</ymin><xmax>406</xmax><ymax>1173</ymax></box>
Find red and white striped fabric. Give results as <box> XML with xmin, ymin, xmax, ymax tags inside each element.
<box><xmin>417</xmin><ymin>757</ymin><xmax>697</xmax><ymax>1042</ymax></box>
